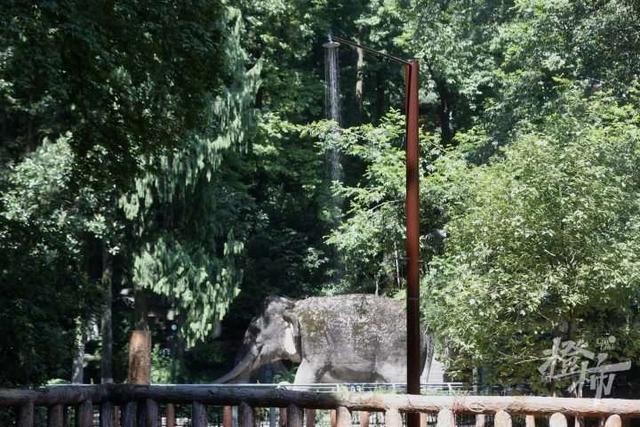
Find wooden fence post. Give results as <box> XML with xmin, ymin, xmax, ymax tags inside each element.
<box><xmin>101</xmin><ymin>401</ymin><xmax>113</xmax><ymax>427</ymax></box>
<box><xmin>359</xmin><ymin>411</ymin><xmax>370</xmax><ymax>427</ymax></box>
<box><xmin>239</xmin><ymin>402</ymin><xmax>254</xmax><ymax>427</ymax></box>
<box><xmin>305</xmin><ymin>409</ymin><xmax>316</xmax><ymax>427</ymax></box>
<box><xmin>192</xmin><ymin>402</ymin><xmax>207</xmax><ymax>427</ymax></box>
<box><xmin>385</xmin><ymin>408</ymin><xmax>403</xmax><ymax>427</ymax></box>
<box><xmin>550</xmin><ymin>413</ymin><xmax>568</xmax><ymax>427</ymax></box>
<box><xmin>223</xmin><ymin>405</ymin><xmax>233</xmax><ymax>427</ymax></box>
<box><xmin>121</xmin><ymin>402</ymin><xmax>137</xmax><ymax>427</ymax></box>
<box><xmin>270</xmin><ymin>407</ymin><xmax>277</xmax><ymax>427</ymax></box>
<box><xmin>605</xmin><ymin>415</ymin><xmax>622</xmax><ymax>427</ymax></box>
<box><xmin>47</xmin><ymin>404</ymin><xmax>64</xmax><ymax>427</ymax></box>
<box><xmin>495</xmin><ymin>411</ymin><xmax>512</xmax><ymax>427</ymax></box>
<box><xmin>77</xmin><ymin>400</ymin><xmax>93</xmax><ymax>427</ymax></box>
<box><xmin>166</xmin><ymin>403</ymin><xmax>176</xmax><ymax>427</ymax></box>
<box><xmin>420</xmin><ymin>412</ymin><xmax>429</xmax><ymax>427</ymax></box>
<box><xmin>145</xmin><ymin>399</ymin><xmax>158</xmax><ymax>427</ymax></box>
<box><xmin>286</xmin><ymin>404</ymin><xmax>303</xmax><ymax>427</ymax></box>
<box><xmin>336</xmin><ymin>406</ymin><xmax>351</xmax><ymax>427</ymax></box>
<box><xmin>280</xmin><ymin>407</ymin><xmax>288</xmax><ymax>427</ymax></box>
<box><xmin>136</xmin><ymin>400</ymin><xmax>146</xmax><ymax>427</ymax></box>
<box><xmin>17</xmin><ymin>401</ymin><xmax>34</xmax><ymax>427</ymax></box>
<box><xmin>437</xmin><ymin>408</ymin><xmax>455</xmax><ymax>427</ymax></box>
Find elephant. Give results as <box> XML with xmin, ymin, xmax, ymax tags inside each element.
<box><xmin>215</xmin><ymin>294</ymin><xmax>434</xmax><ymax>384</ymax></box>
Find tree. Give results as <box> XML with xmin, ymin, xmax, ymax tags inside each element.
<box><xmin>308</xmin><ymin>112</ymin><xmax>407</xmax><ymax>293</ymax></box>
<box><xmin>1</xmin><ymin>0</ymin><xmax>237</xmax><ymax>189</ymax></box>
<box><xmin>0</xmin><ymin>136</ymin><xmax>99</xmax><ymax>385</ymax></box>
<box><xmin>425</xmin><ymin>88</ymin><xmax>640</xmax><ymax>390</ymax></box>
<box><xmin>122</xmin><ymin>8</ymin><xmax>261</xmax><ymax>348</ymax></box>
<box><xmin>0</xmin><ymin>1</ymin><xmax>260</xmax><ymax>384</ymax></box>
<box><xmin>400</xmin><ymin>0</ymin><xmax>514</xmax><ymax>145</ymax></box>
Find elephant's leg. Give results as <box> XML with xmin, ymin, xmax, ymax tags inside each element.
<box><xmin>376</xmin><ymin>361</ymin><xmax>407</xmax><ymax>384</ymax></box>
<box><xmin>294</xmin><ymin>360</ymin><xmax>322</xmax><ymax>427</ymax></box>
<box><xmin>293</xmin><ymin>360</ymin><xmax>319</xmax><ymax>385</ymax></box>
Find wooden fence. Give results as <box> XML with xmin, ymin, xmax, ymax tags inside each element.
<box><xmin>0</xmin><ymin>384</ymin><xmax>638</xmax><ymax>427</ymax></box>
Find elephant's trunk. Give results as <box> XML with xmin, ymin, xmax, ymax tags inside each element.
<box><xmin>213</xmin><ymin>347</ymin><xmax>258</xmax><ymax>383</ymax></box>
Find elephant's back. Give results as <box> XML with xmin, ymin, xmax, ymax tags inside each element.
<box><xmin>295</xmin><ymin>294</ymin><xmax>406</xmax><ymax>364</ymax></box>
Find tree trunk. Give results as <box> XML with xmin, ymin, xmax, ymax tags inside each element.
<box><xmin>127</xmin><ymin>329</ymin><xmax>151</xmax><ymax>385</ymax></box>
<box><xmin>355</xmin><ymin>40</ymin><xmax>365</xmax><ymax>123</ymax></box>
<box><xmin>437</xmin><ymin>82</ymin><xmax>453</xmax><ymax>144</ymax></box>
<box><xmin>375</xmin><ymin>68</ymin><xmax>385</xmax><ymax>123</ymax></box>
<box><xmin>127</xmin><ymin>289</ymin><xmax>151</xmax><ymax>385</ymax></box>
<box><xmin>72</xmin><ymin>318</ymin><xmax>86</xmax><ymax>383</ymax></box>
<box><xmin>101</xmin><ymin>246</ymin><xmax>113</xmax><ymax>384</ymax></box>
<box><xmin>394</xmin><ymin>241</ymin><xmax>401</xmax><ymax>289</ymax></box>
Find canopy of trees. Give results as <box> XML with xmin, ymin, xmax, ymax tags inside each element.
<box><xmin>1</xmin><ymin>0</ymin><xmax>639</xmax><ymax>394</ymax></box>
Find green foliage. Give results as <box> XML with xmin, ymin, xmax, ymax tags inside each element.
<box><xmin>0</xmin><ymin>136</ymin><xmax>98</xmax><ymax>385</ymax></box>
<box><xmin>0</xmin><ymin>1</ymin><xmax>259</xmax><ymax>383</ymax></box>
<box><xmin>425</xmin><ymin>88</ymin><xmax>640</xmax><ymax>388</ymax></box>
<box><xmin>121</xmin><ymin>9</ymin><xmax>261</xmax><ymax>347</ymax></box>
<box><xmin>234</xmin><ymin>114</ymin><xmax>334</xmax><ymax>315</ymax></box>
<box><xmin>2</xmin><ymin>0</ymin><xmax>639</xmax><ymax>390</ymax></box>
<box><xmin>1</xmin><ymin>0</ymin><xmax>234</xmax><ymax>189</ymax></box>
<box><xmin>309</xmin><ymin>112</ymin><xmax>406</xmax><ymax>293</ymax></box>
<box><xmin>150</xmin><ymin>344</ymin><xmax>176</xmax><ymax>384</ymax></box>
<box><xmin>306</xmin><ymin>111</ymin><xmax>443</xmax><ymax>295</ymax></box>
<box><xmin>237</xmin><ymin>0</ymin><xmax>328</xmax><ymax>120</ymax></box>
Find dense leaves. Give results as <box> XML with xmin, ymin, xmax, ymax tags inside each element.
<box><xmin>0</xmin><ymin>137</ymin><xmax>94</xmax><ymax>385</ymax></box>
<box><xmin>1</xmin><ymin>0</ymin><xmax>639</xmax><ymax>391</ymax></box>
<box><xmin>1</xmin><ymin>0</ymin><xmax>232</xmax><ymax>188</ymax></box>
<box><xmin>0</xmin><ymin>1</ymin><xmax>258</xmax><ymax>384</ymax></box>
<box><xmin>426</xmin><ymin>89</ymin><xmax>640</xmax><ymax>387</ymax></box>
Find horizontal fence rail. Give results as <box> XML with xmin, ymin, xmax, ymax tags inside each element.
<box><xmin>0</xmin><ymin>384</ymin><xmax>638</xmax><ymax>427</ymax></box>
<box><xmin>140</xmin><ymin>382</ymin><xmax>468</xmax><ymax>393</ymax></box>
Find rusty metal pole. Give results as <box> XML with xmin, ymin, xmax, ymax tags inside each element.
<box><xmin>323</xmin><ymin>36</ymin><xmax>421</xmax><ymax>425</ymax></box>
<box><xmin>405</xmin><ymin>59</ymin><xmax>421</xmax><ymax>427</ymax></box>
